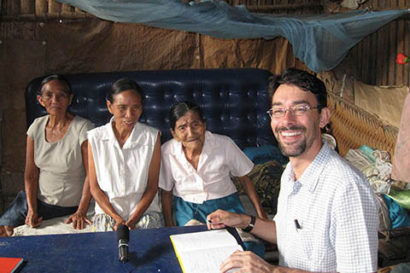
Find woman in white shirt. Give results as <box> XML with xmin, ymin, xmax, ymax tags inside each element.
<box><xmin>88</xmin><ymin>78</ymin><xmax>163</xmax><ymax>231</ymax></box>
<box><xmin>159</xmin><ymin>101</ymin><xmax>266</xmax><ymax>255</ymax></box>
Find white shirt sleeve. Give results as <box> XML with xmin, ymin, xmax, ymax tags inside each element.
<box><xmin>159</xmin><ymin>144</ymin><xmax>175</xmax><ymax>191</ymax></box>
<box><xmin>332</xmin><ymin>175</ymin><xmax>379</xmax><ymax>273</ymax></box>
<box><xmin>224</xmin><ymin>137</ymin><xmax>254</xmax><ymax>177</ymax></box>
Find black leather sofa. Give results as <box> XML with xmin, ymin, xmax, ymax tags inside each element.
<box><xmin>25</xmin><ymin>68</ymin><xmax>276</xmax><ymax>148</ymax></box>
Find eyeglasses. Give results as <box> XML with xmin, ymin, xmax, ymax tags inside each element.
<box><xmin>266</xmin><ymin>104</ymin><xmax>320</xmax><ymax>118</ymax></box>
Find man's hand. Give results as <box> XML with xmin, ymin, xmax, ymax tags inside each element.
<box><xmin>220</xmin><ymin>250</ymin><xmax>274</xmax><ymax>273</ymax></box>
<box><xmin>207</xmin><ymin>209</ymin><xmax>247</xmax><ymax>230</ymax></box>
<box><xmin>65</xmin><ymin>210</ymin><xmax>92</xmax><ymax>230</ymax></box>
<box><xmin>25</xmin><ymin>209</ymin><xmax>43</xmax><ymax>228</ymax></box>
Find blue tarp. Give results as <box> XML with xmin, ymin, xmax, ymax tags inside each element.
<box><xmin>56</xmin><ymin>0</ymin><xmax>409</xmax><ymax>72</ymax></box>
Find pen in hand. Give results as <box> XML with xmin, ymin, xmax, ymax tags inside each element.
<box><xmin>207</xmin><ymin>219</ymin><xmax>212</xmax><ymax>230</ymax></box>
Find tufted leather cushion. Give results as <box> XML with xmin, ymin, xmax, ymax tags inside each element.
<box><xmin>25</xmin><ymin>68</ymin><xmax>276</xmax><ymax>148</ymax></box>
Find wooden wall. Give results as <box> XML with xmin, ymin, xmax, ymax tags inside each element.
<box><xmin>1</xmin><ymin>0</ymin><xmax>89</xmax><ymax>19</ymax></box>
<box><xmin>344</xmin><ymin>17</ymin><xmax>409</xmax><ymax>86</ymax></box>
<box><xmin>1</xmin><ymin>0</ymin><xmax>408</xmax><ymax>86</ymax></box>
<box><xmin>338</xmin><ymin>1</ymin><xmax>410</xmax><ymax>86</ymax></box>
<box><xmin>0</xmin><ymin>0</ymin><xmax>406</xmax><ymax>18</ymax></box>
<box><xmin>1</xmin><ymin>0</ymin><xmax>323</xmax><ymax>17</ymax></box>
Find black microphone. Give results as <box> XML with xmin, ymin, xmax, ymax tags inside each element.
<box><xmin>116</xmin><ymin>225</ymin><xmax>129</xmax><ymax>263</ymax></box>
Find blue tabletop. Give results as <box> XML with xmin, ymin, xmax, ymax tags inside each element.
<box><xmin>0</xmin><ymin>225</ymin><xmax>209</xmax><ymax>273</ymax></box>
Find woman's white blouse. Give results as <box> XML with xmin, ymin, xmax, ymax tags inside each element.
<box><xmin>159</xmin><ymin>131</ymin><xmax>253</xmax><ymax>204</ymax></box>
<box><xmin>88</xmin><ymin>118</ymin><xmax>161</xmax><ymax>220</ymax></box>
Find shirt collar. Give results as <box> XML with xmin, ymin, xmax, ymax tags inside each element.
<box><xmin>99</xmin><ymin>117</ymin><xmax>116</xmax><ymax>141</ymax></box>
<box><xmin>100</xmin><ymin>117</ymin><xmax>142</xmax><ymax>149</ymax></box>
<box><xmin>201</xmin><ymin>131</ymin><xmax>218</xmax><ymax>154</ymax></box>
<box><xmin>283</xmin><ymin>142</ymin><xmax>332</xmax><ymax>193</ymax></box>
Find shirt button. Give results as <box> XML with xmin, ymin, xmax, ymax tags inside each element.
<box><xmin>292</xmin><ymin>181</ymin><xmax>301</xmax><ymax>194</ymax></box>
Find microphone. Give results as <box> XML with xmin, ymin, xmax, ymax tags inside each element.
<box><xmin>116</xmin><ymin>225</ymin><xmax>129</xmax><ymax>263</ymax></box>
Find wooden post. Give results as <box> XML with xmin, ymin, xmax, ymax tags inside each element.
<box><xmin>35</xmin><ymin>0</ymin><xmax>48</xmax><ymax>16</ymax></box>
<box><xmin>74</xmin><ymin>7</ymin><xmax>85</xmax><ymax>15</ymax></box>
<box><xmin>7</xmin><ymin>0</ymin><xmax>21</xmax><ymax>16</ymax></box>
<box><xmin>61</xmin><ymin>4</ymin><xmax>72</xmax><ymax>15</ymax></box>
<box><xmin>388</xmin><ymin>20</ymin><xmax>397</xmax><ymax>85</ymax></box>
<box><xmin>48</xmin><ymin>0</ymin><xmax>62</xmax><ymax>16</ymax></box>
<box><xmin>20</xmin><ymin>0</ymin><xmax>34</xmax><ymax>15</ymax></box>
<box><xmin>395</xmin><ymin>20</ymin><xmax>404</xmax><ymax>86</ymax></box>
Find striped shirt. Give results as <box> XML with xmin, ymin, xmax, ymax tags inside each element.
<box><xmin>274</xmin><ymin>143</ymin><xmax>379</xmax><ymax>272</ymax></box>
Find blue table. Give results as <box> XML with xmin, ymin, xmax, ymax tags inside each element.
<box><xmin>0</xmin><ymin>225</ymin><xmax>209</xmax><ymax>273</ymax></box>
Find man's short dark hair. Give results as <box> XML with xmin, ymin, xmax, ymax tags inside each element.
<box><xmin>268</xmin><ymin>68</ymin><xmax>327</xmax><ymax>109</ymax></box>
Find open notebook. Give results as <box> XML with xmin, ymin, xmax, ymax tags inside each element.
<box><xmin>170</xmin><ymin>229</ymin><xmax>243</xmax><ymax>273</ymax></box>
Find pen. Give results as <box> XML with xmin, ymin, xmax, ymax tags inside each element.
<box><xmin>207</xmin><ymin>219</ymin><xmax>212</xmax><ymax>230</ymax></box>
<box><xmin>294</xmin><ymin>219</ymin><xmax>301</xmax><ymax>230</ymax></box>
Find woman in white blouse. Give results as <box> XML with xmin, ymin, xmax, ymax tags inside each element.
<box><xmin>88</xmin><ymin>78</ymin><xmax>163</xmax><ymax>231</ymax></box>
<box><xmin>159</xmin><ymin>101</ymin><xmax>266</xmax><ymax>255</ymax></box>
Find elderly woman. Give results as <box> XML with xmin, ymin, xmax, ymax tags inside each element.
<box><xmin>88</xmin><ymin>78</ymin><xmax>163</xmax><ymax>231</ymax></box>
<box><xmin>0</xmin><ymin>75</ymin><xmax>94</xmax><ymax>236</ymax></box>
<box><xmin>159</xmin><ymin>101</ymin><xmax>267</xmax><ymax>254</ymax></box>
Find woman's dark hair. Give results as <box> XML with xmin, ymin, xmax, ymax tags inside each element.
<box><xmin>268</xmin><ymin>68</ymin><xmax>327</xmax><ymax>110</ymax></box>
<box><xmin>107</xmin><ymin>78</ymin><xmax>144</xmax><ymax>103</ymax></box>
<box><xmin>39</xmin><ymin>74</ymin><xmax>72</xmax><ymax>95</ymax></box>
<box><xmin>169</xmin><ymin>101</ymin><xmax>205</xmax><ymax>130</ymax></box>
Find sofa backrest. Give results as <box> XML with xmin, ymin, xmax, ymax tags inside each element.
<box><xmin>25</xmin><ymin>68</ymin><xmax>276</xmax><ymax>148</ymax></box>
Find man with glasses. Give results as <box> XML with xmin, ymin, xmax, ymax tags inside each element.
<box><xmin>207</xmin><ymin>68</ymin><xmax>379</xmax><ymax>273</ymax></box>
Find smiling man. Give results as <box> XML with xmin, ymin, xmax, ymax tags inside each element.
<box><xmin>207</xmin><ymin>69</ymin><xmax>379</xmax><ymax>273</ymax></box>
